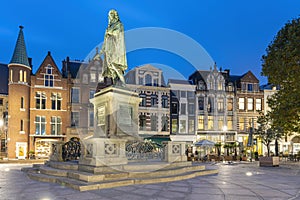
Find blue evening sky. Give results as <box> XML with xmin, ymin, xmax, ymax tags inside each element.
<box><xmin>1</xmin><ymin>0</ymin><xmax>299</xmax><ymax>84</ymax></box>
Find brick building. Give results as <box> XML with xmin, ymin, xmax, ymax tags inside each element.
<box><xmin>0</xmin><ymin>63</ymin><xmax>8</xmax><ymax>157</ymax></box>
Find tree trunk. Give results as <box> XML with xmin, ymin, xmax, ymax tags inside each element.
<box><xmin>275</xmin><ymin>139</ymin><xmax>279</xmax><ymax>156</ymax></box>
<box><xmin>267</xmin><ymin>145</ymin><xmax>270</xmax><ymax>157</ymax></box>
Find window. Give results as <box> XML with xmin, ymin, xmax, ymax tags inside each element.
<box><xmin>208</xmin><ymin>116</ymin><xmax>214</xmax><ymax>130</ymax></box>
<box><xmin>138</xmin><ymin>77</ymin><xmax>143</xmax><ymax>85</ymax></box>
<box><xmin>208</xmin><ymin>97</ymin><xmax>214</xmax><ymax>113</ymax></box>
<box><xmin>198</xmin><ymin>116</ymin><xmax>204</xmax><ymax>130</ymax></box>
<box><xmin>71</xmin><ymin>112</ymin><xmax>79</xmax><ymax>127</ymax></box>
<box><xmin>162</xmin><ymin>95</ymin><xmax>168</xmax><ymax>108</ymax></box>
<box><xmin>238</xmin><ymin>98</ymin><xmax>245</xmax><ymax>110</ymax></box>
<box><xmin>35</xmin><ymin>116</ymin><xmax>46</xmax><ymax>135</ymax></box>
<box><xmin>10</xmin><ymin>70</ymin><xmax>13</xmax><ymax>82</ymax></box>
<box><xmin>227</xmin><ymin>98</ymin><xmax>233</xmax><ymax>111</ymax></box>
<box><xmin>20</xmin><ymin>120</ymin><xmax>24</xmax><ymax>132</ymax></box>
<box><xmin>19</xmin><ymin>70</ymin><xmax>23</xmax><ymax>82</ymax></box>
<box><xmin>198</xmin><ymin>97</ymin><xmax>204</xmax><ymax>111</ymax></box>
<box><xmin>153</xmin><ymin>78</ymin><xmax>158</xmax><ymax>86</ymax></box>
<box><xmin>217</xmin><ymin>98</ymin><xmax>224</xmax><ymax>112</ymax></box>
<box><xmin>171</xmin><ymin>103</ymin><xmax>178</xmax><ymax>114</ymax></box>
<box><xmin>180</xmin><ymin>103</ymin><xmax>186</xmax><ymax>115</ymax></box>
<box><xmin>90</xmin><ymin>73</ymin><xmax>96</xmax><ymax>82</ymax></box>
<box><xmin>20</xmin><ymin>97</ymin><xmax>24</xmax><ymax>109</ymax></box>
<box><xmin>145</xmin><ymin>74</ymin><xmax>152</xmax><ymax>86</ymax></box>
<box><xmin>218</xmin><ymin>82</ymin><xmax>223</xmax><ymax>90</ymax></box>
<box><xmin>82</xmin><ymin>74</ymin><xmax>88</xmax><ymax>84</ymax></box>
<box><xmin>179</xmin><ymin>120</ymin><xmax>186</xmax><ymax>133</ymax></box>
<box><xmin>188</xmin><ymin>119</ymin><xmax>194</xmax><ymax>134</ymax></box>
<box><xmin>51</xmin><ymin>93</ymin><xmax>61</xmax><ymax>110</ymax></box>
<box><xmin>239</xmin><ymin>118</ymin><xmax>245</xmax><ymax>131</ymax></box>
<box><xmin>151</xmin><ymin>94</ymin><xmax>157</xmax><ymax>107</ymax></box>
<box><xmin>51</xmin><ymin>116</ymin><xmax>61</xmax><ymax>135</ymax></box>
<box><xmin>209</xmin><ymin>79</ymin><xmax>214</xmax><ymax>90</ymax></box>
<box><xmin>35</xmin><ymin>92</ymin><xmax>46</xmax><ymax>109</ymax></box>
<box><xmin>150</xmin><ymin>115</ymin><xmax>158</xmax><ymax>131</ymax></box>
<box><xmin>180</xmin><ymin>91</ymin><xmax>186</xmax><ymax>98</ymax></box>
<box><xmin>188</xmin><ymin>104</ymin><xmax>195</xmax><ymax>115</ymax></box>
<box><xmin>45</xmin><ymin>65</ymin><xmax>54</xmax><ymax>87</ymax></box>
<box><xmin>161</xmin><ymin>115</ymin><xmax>168</xmax><ymax>131</ymax></box>
<box><xmin>248</xmin><ymin>84</ymin><xmax>253</xmax><ymax>92</ymax></box>
<box><xmin>218</xmin><ymin>117</ymin><xmax>224</xmax><ymax>130</ymax></box>
<box><xmin>89</xmin><ymin>111</ymin><xmax>94</xmax><ymax>127</ymax></box>
<box><xmin>228</xmin><ymin>84</ymin><xmax>233</xmax><ymax>92</ymax></box>
<box><xmin>187</xmin><ymin>91</ymin><xmax>194</xmax><ymax>98</ymax></box>
<box><xmin>247</xmin><ymin>98</ymin><xmax>253</xmax><ymax>111</ymax></box>
<box><xmin>256</xmin><ymin>99</ymin><xmax>262</xmax><ymax>111</ymax></box>
<box><xmin>0</xmin><ymin>98</ymin><xmax>3</xmax><ymax>106</ymax></box>
<box><xmin>139</xmin><ymin>114</ymin><xmax>146</xmax><ymax>131</ymax></box>
<box><xmin>71</xmin><ymin>88</ymin><xmax>80</xmax><ymax>103</ymax></box>
<box><xmin>90</xmin><ymin>90</ymin><xmax>95</xmax><ymax>99</ymax></box>
<box><xmin>171</xmin><ymin>119</ymin><xmax>178</xmax><ymax>133</ymax></box>
<box><xmin>227</xmin><ymin>116</ymin><xmax>233</xmax><ymax>130</ymax></box>
<box><xmin>139</xmin><ymin>94</ymin><xmax>146</xmax><ymax>107</ymax></box>
<box><xmin>23</xmin><ymin>71</ymin><xmax>27</xmax><ymax>82</ymax></box>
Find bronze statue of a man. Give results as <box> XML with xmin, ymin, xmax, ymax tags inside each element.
<box><xmin>94</xmin><ymin>9</ymin><xmax>127</xmax><ymax>85</ymax></box>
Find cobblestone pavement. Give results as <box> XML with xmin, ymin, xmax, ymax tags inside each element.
<box><xmin>0</xmin><ymin>161</ymin><xmax>299</xmax><ymax>200</ymax></box>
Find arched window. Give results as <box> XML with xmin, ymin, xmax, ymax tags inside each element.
<box><xmin>19</xmin><ymin>70</ymin><xmax>23</xmax><ymax>82</ymax></box>
<box><xmin>10</xmin><ymin>69</ymin><xmax>13</xmax><ymax>82</ymax></box>
<box><xmin>23</xmin><ymin>71</ymin><xmax>27</xmax><ymax>82</ymax></box>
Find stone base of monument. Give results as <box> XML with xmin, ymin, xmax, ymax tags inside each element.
<box><xmin>22</xmin><ymin>160</ymin><xmax>218</xmax><ymax>191</ymax></box>
<box><xmin>22</xmin><ymin>141</ymin><xmax>218</xmax><ymax>191</ymax></box>
<box><xmin>79</xmin><ymin>138</ymin><xmax>128</xmax><ymax>167</ymax></box>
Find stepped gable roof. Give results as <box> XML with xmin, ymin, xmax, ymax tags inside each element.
<box><xmin>0</xmin><ymin>64</ymin><xmax>8</xmax><ymax>95</ymax></box>
<box><xmin>10</xmin><ymin>26</ymin><xmax>30</xmax><ymax>67</ymax></box>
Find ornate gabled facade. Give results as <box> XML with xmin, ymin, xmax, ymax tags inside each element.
<box><xmin>234</xmin><ymin>70</ymin><xmax>264</xmax><ymax>154</ymax></box>
<box><xmin>125</xmin><ymin>64</ymin><xmax>170</xmax><ymax>142</ymax></box>
<box><xmin>189</xmin><ymin>65</ymin><xmax>237</xmax><ymax>150</ymax></box>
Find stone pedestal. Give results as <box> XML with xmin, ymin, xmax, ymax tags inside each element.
<box><xmin>49</xmin><ymin>141</ymin><xmax>65</xmax><ymax>162</ymax></box>
<box><xmin>164</xmin><ymin>141</ymin><xmax>187</xmax><ymax>163</ymax></box>
<box><xmin>79</xmin><ymin>137</ymin><xmax>128</xmax><ymax>167</ymax></box>
<box><xmin>90</xmin><ymin>86</ymin><xmax>140</xmax><ymax>140</ymax></box>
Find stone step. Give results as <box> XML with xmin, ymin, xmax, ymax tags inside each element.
<box><xmin>34</xmin><ymin>163</ymin><xmax>206</xmax><ymax>183</ymax></box>
<box><xmin>47</xmin><ymin>160</ymin><xmax>192</xmax><ymax>174</ymax></box>
<box><xmin>26</xmin><ymin>168</ymin><xmax>218</xmax><ymax>192</ymax></box>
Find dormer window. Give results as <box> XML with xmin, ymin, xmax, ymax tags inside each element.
<box><xmin>45</xmin><ymin>65</ymin><xmax>54</xmax><ymax>87</ymax></box>
<box><xmin>248</xmin><ymin>83</ymin><xmax>253</xmax><ymax>92</ymax></box>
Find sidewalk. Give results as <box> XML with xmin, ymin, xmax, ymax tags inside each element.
<box><xmin>1</xmin><ymin>161</ymin><xmax>300</xmax><ymax>200</ymax></box>
<box><xmin>0</xmin><ymin>158</ymin><xmax>46</xmax><ymax>164</ymax></box>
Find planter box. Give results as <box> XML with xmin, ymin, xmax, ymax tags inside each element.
<box><xmin>259</xmin><ymin>156</ymin><xmax>279</xmax><ymax>167</ymax></box>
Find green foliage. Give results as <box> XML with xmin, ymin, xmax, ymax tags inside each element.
<box><xmin>262</xmin><ymin>17</ymin><xmax>300</xmax><ymax>133</ymax></box>
<box><xmin>255</xmin><ymin>112</ymin><xmax>283</xmax><ymax>156</ymax></box>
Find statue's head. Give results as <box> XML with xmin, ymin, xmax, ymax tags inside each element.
<box><xmin>108</xmin><ymin>9</ymin><xmax>119</xmax><ymax>24</ymax></box>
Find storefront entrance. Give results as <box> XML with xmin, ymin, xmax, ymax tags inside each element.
<box><xmin>35</xmin><ymin>139</ymin><xmax>58</xmax><ymax>158</ymax></box>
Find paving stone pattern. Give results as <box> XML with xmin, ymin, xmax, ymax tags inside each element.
<box><xmin>0</xmin><ymin>162</ymin><xmax>300</xmax><ymax>200</ymax></box>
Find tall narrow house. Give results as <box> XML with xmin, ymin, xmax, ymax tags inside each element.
<box><xmin>7</xmin><ymin>26</ymin><xmax>31</xmax><ymax>159</ymax></box>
